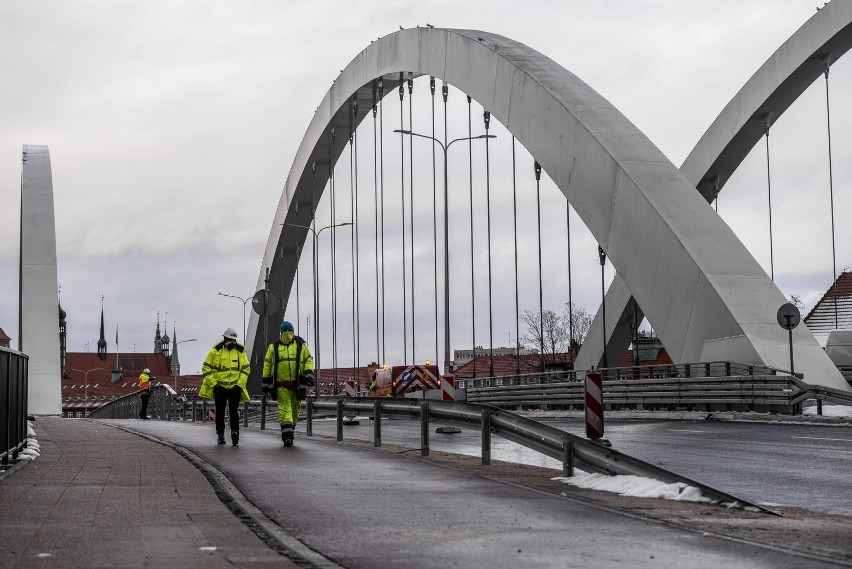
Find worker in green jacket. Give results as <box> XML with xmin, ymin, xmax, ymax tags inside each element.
<box><xmin>262</xmin><ymin>321</ymin><xmax>315</xmax><ymax>446</ymax></box>
<box><xmin>200</xmin><ymin>327</ymin><xmax>250</xmax><ymax>445</ymax></box>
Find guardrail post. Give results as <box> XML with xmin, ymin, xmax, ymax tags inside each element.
<box><xmin>202</xmin><ymin>400</ymin><xmax>208</xmax><ymax>422</ymax></box>
<box><xmin>481</xmin><ymin>408</ymin><xmax>491</xmax><ymax>465</ymax></box>
<box><xmin>306</xmin><ymin>398</ymin><xmax>313</xmax><ymax>436</ymax></box>
<box><xmin>373</xmin><ymin>400</ymin><xmax>381</xmax><ymax>447</ymax></box>
<box><xmin>562</xmin><ymin>440</ymin><xmax>574</xmax><ymax>477</ymax></box>
<box><xmin>260</xmin><ymin>396</ymin><xmax>267</xmax><ymax>430</ymax></box>
<box><xmin>817</xmin><ymin>398</ymin><xmax>823</xmax><ymax>416</ymax></box>
<box><xmin>420</xmin><ymin>401</ymin><xmax>430</xmax><ymax>457</ymax></box>
<box><xmin>191</xmin><ymin>399</ymin><xmax>196</xmax><ymax>422</ymax></box>
<box><xmin>336</xmin><ymin>399</ymin><xmax>344</xmax><ymax>441</ymax></box>
<box><xmin>243</xmin><ymin>402</ymin><xmax>249</xmax><ymax>427</ymax></box>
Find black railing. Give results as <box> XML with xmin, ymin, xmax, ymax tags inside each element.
<box><xmin>1</xmin><ymin>347</ymin><xmax>29</xmax><ymax>465</ymax></box>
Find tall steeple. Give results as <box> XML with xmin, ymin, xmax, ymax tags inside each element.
<box><xmin>154</xmin><ymin>311</ymin><xmax>162</xmax><ymax>354</ymax></box>
<box><xmin>97</xmin><ymin>296</ymin><xmax>107</xmax><ymax>361</ymax></box>
<box><xmin>170</xmin><ymin>326</ymin><xmax>180</xmax><ymax>377</ymax></box>
<box><xmin>59</xmin><ymin>296</ymin><xmax>67</xmax><ymax>378</ymax></box>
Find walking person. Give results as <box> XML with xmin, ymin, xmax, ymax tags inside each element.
<box><xmin>261</xmin><ymin>321</ymin><xmax>315</xmax><ymax>446</ymax></box>
<box><xmin>199</xmin><ymin>328</ymin><xmax>250</xmax><ymax>445</ymax></box>
<box><xmin>139</xmin><ymin>368</ymin><xmax>152</xmax><ymax>419</ymax></box>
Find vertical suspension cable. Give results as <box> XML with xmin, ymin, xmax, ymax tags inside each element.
<box><xmin>399</xmin><ymin>74</ymin><xmax>408</xmax><ymax>364</ymax></box>
<box><xmin>353</xmin><ymin>101</ymin><xmax>361</xmax><ymax>376</ymax></box>
<box><xmin>349</xmin><ymin>105</ymin><xmax>357</xmax><ymax>378</ymax></box>
<box><xmin>295</xmin><ymin>250</ymin><xmax>300</xmax><ymax>336</ymax></box>
<box><xmin>512</xmin><ymin>138</ymin><xmax>520</xmax><ymax>375</ymax></box>
<box><xmin>330</xmin><ymin>127</ymin><xmax>339</xmax><ymax>393</ymax></box>
<box><xmin>380</xmin><ymin>79</ymin><xmax>387</xmax><ymax>366</ymax></box>
<box><xmin>566</xmin><ymin>200</ymin><xmax>574</xmax><ymax>365</ymax></box>
<box><xmin>373</xmin><ymin>82</ymin><xmax>380</xmax><ymax>366</ymax></box>
<box><xmin>484</xmin><ymin>111</ymin><xmax>494</xmax><ymax>377</ymax></box>
<box><xmin>311</xmin><ymin>161</ymin><xmax>320</xmax><ymax>376</ymax></box>
<box><xmin>431</xmin><ymin>77</ymin><xmax>439</xmax><ymax>365</ymax></box>
<box><xmin>467</xmin><ymin>95</ymin><xmax>476</xmax><ymax>377</ymax></box>
<box><xmin>408</xmin><ymin>74</ymin><xmax>416</xmax><ymax>363</ymax></box>
<box><xmin>534</xmin><ymin>161</ymin><xmax>544</xmax><ymax>373</ymax></box>
<box><xmin>442</xmin><ymin>81</ymin><xmax>450</xmax><ymax>373</ymax></box>
<box><xmin>764</xmin><ymin>121</ymin><xmax>775</xmax><ymax>281</ymax></box>
<box><xmin>824</xmin><ymin>61</ymin><xmax>839</xmax><ymax>328</ymax></box>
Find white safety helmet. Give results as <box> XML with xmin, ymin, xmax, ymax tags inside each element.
<box><xmin>223</xmin><ymin>328</ymin><xmax>238</xmax><ymax>341</ymax></box>
<box><xmin>143</xmin><ymin>368</ymin><xmax>150</xmax><ymax>374</ymax></box>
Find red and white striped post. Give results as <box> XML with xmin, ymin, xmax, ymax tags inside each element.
<box><xmin>584</xmin><ymin>371</ymin><xmax>604</xmax><ymax>440</ymax></box>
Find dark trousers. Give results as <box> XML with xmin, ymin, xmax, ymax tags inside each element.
<box><xmin>140</xmin><ymin>392</ymin><xmax>150</xmax><ymax>418</ymax></box>
<box><xmin>214</xmin><ymin>385</ymin><xmax>241</xmax><ymax>435</ymax></box>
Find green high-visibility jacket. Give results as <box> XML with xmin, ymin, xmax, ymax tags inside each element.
<box><xmin>199</xmin><ymin>341</ymin><xmax>250</xmax><ymax>402</ymax></box>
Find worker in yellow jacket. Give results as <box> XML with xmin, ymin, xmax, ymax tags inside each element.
<box><xmin>200</xmin><ymin>328</ymin><xmax>250</xmax><ymax>445</ymax></box>
<box><xmin>139</xmin><ymin>368</ymin><xmax>151</xmax><ymax>419</ymax></box>
<box><xmin>262</xmin><ymin>321</ymin><xmax>314</xmax><ymax>446</ymax></box>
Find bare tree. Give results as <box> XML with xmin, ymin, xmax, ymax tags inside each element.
<box><xmin>522</xmin><ymin>304</ymin><xmax>593</xmax><ymax>362</ymax></box>
<box><xmin>564</xmin><ymin>302</ymin><xmax>592</xmax><ymax>347</ymax></box>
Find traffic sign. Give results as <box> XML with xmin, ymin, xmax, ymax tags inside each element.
<box><xmin>251</xmin><ymin>289</ymin><xmax>281</xmax><ymax>316</ymax></box>
<box><xmin>776</xmin><ymin>302</ymin><xmax>801</xmax><ymax>330</ymax></box>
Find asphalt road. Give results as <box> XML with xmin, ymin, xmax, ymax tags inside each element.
<box><xmin>300</xmin><ymin>416</ymin><xmax>852</xmax><ymax>515</ymax></box>
<box><xmin>101</xmin><ymin>419</ymin><xmax>844</xmax><ymax>569</ymax></box>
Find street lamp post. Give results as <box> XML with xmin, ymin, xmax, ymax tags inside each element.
<box><xmin>394</xmin><ymin>128</ymin><xmax>495</xmax><ymax>374</ymax></box>
<box><xmin>70</xmin><ymin>367</ymin><xmax>102</xmax><ymax>418</ymax></box>
<box><xmin>173</xmin><ymin>338</ymin><xmax>197</xmax><ymax>391</ymax></box>
<box><xmin>217</xmin><ymin>292</ymin><xmax>250</xmax><ymax>343</ymax></box>
<box><xmin>283</xmin><ymin>221</ymin><xmax>353</xmax><ymax>393</ymax></box>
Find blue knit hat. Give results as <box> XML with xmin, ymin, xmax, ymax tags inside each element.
<box><xmin>280</xmin><ymin>321</ymin><xmax>294</xmax><ymax>332</ymax></box>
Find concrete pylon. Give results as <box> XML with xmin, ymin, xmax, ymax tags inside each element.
<box><xmin>20</xmin><ymin>145</ymin><xmax>62</xmax><ymax>415</ymax></box>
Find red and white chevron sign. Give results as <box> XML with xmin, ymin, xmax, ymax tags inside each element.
<box><xmin>584</xmin><ymin>371</ymin><xmax>604</xmax><ymax>440</ymax></box>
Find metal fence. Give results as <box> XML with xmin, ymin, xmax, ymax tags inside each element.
<box><xmin>305</xmin><ymin>396</ymin><xmax>776</xmax><ymax>514</ymax></box>
<box><xmin>460</xmin><ymin>360</ymin><xmax>852</xmax><ymax>413</ymax></box>
<box><xmin>1</xmin><ymin>347</ymin><xmax>29</xmax><ymax>465</ymax></box>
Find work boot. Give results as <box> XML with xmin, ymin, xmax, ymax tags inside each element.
<box><xmin>281</xmin><ymin>423</ymin><xmax>294</xmax><ymax>446</ymax></box>
<box><xmin>217</xmin><ymin>433</ymin><xmax>226</xmax><ymax>445</ymax></box>
<box><xmin>231</xmin><ymin>430</ymin><xmax>239</xmax><ymax>446</ymax></box>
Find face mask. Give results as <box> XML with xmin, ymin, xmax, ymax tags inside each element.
<box><xmin>224</xmin><ymin>339</ymin><xmax>236</xmax><ymax>348</ymax></box>
<box><xmin>282</xmin><ymin>331</ymin><xmax>294</xmax><ymax>343</ymax></box>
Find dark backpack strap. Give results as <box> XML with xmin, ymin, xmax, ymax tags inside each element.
<box><xmin>272</xmin><ymin>341</ymin><xmax>280</xmax><ymax>382</ymax></box>
<box><xmin>295</xmin><ymin>337</ymin><xmax>304</xmax><ymax>379</ymax></box>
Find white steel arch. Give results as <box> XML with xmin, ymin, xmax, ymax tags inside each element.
<box><xmin>248</xmin><ymin>26</ymin><xmax>846</xmax><ymax>390</ymax></box>
<box><xmin>577</xmin><ymin>0</ymin><xmax>852</xmax><ymax>391</ymax></box>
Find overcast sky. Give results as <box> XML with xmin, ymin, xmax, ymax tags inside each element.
<box><xmin>2</xmin><ymin>1</ymin><xmax>850</xmax><ymax>374</ymax></box>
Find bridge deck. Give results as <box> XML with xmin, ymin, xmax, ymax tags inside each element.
<box><xmin>0</xmin><ymin>418</ymin><xmax>846</xmax><ymax>569</ymax></box>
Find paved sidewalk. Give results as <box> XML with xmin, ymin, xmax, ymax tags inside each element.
<box><xmin>0</xmin><ymin>417</ymin><xmax>294</xmax><ymax>569</ymax></box>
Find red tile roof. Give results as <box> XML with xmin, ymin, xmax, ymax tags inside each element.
<box><xmin>804</xmin><ymin>270</ymin><xmax>852</xmax><ymax>336</ymax></box>
<box><xmin>0</xmin><ymin>327</ymin><xmax>11</xmax><ymax>342</ymax></box>
<box><xmin>453</xmin><ymin>351</ymin><xmax>578</xmax><ymax>378</ymax></box>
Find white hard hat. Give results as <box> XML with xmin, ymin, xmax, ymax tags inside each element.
<box><xmin>143</xmin><ymin>368</ymin><xmax>150</xmax><ymax>374</ymax></box>
<box><xmin>223</xmin><ymin>328</ymin><xmax>238</xmax><ymax>340</ymax></box>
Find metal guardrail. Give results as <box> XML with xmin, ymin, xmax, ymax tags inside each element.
<box><xmin>306</xmin><ymin>396</ymin><xmax>778</xmax><ymax>515</ymax></box>
<box><xmin>89</xmin><ymin>384</ymin><xmax>186</xmax><ymax>420</ymax></box>
<box><xmin>1</xmin><ymin>347</ymin><xmax>29</xmax><ymax>465</ymax></box>
<box><xmin>466</xmin><ymin>374</ymin><xmax>811</xmax><ymax>413</ymax></box>
<box><xmin>458</xmin><ymin>361</ymin><xmax>782</xmax><ymax>389</ymax></box>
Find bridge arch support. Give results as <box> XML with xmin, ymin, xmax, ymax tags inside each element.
<box><xmin>248</xmin><ymin>26</ymin><xmax>846</xmax><ymax>390</ymax></box>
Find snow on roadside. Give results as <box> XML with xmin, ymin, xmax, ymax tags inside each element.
<box><xmin>17</xmin><ymin>420</ymin><xmax>40</xmax><ymax>460</ymax></box>
<box><xmin>553</xmin><ymin>470</ymin><xmax>712</xmax><ymax>503</ymax></box>
<box><xmin>802</xmin><ymin>404</ymin><xmax>852</xmax><ymax>418</ymax></box>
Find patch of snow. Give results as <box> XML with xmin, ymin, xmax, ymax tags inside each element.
<box><xmin>802</xmin><ymin>404</ymin><xmax>852</xmax><ymax>418</ymax></box>
<box><xmin>553</xmin><ymin>470</ymin><xmax>712</xmax><ymax>503</ymax></box>
<box><xmin>18</xmin><ymin>420</ymin><xmax>40</xmax><ymax>461</ymax></box>
<box><xmin>198</xmin><ymin>546</ymin><xmax>217</xmax><ymax>552</ymax></box>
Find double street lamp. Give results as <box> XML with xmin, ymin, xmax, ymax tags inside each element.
<box><xmin>173</xmin><ymin>338</ymin><xmax>197</xmax><ymax>391</ymax></box>
<box><xmin>284</xmin><ymin>220</ymin><xmax>353</xmax><ymax>391</ymax></box>
<box><xmin>70</xmin><ymin>367</ymin><xmax>102</xmax><ymax>418</ymax></box>
<box><xmin>217</xmin><ymin>292</ymin><xmax>250</xmax><ymax>343</ymax></box>
<box><xmin>393</xmin><ymin>128</ymin><xmax>495</xmax><ymax>373</ymax></box>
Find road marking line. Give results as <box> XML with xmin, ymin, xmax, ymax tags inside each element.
<box><xmin>791</xmin><ymin>435</ymin><xmax>852</xmax><ymax>443</ymax></box>
<box><xmin>668</xmin><ymin>429</ymin><xmax>705</xmax><ymax>433</ymax></box>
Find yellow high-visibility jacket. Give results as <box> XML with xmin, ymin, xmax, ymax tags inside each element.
<box><xmin>199</xmin><ymin>341</ymin><xmax>251</xmax><ymax>402</ymax></box>
<box><xmin>139</xmin><ymin>372</ymin><xmax>151</xmax><ymax>392</ymax></box>
<box><xmin>262</xmin><ymin>336</ymin><xmax>314</xmax><ymax>390</ymax></box>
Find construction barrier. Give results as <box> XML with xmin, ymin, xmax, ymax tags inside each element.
<box><xmin>584</xmin><ymin>371</ymin><xmax>603</xmax><ymax>440</ymax></box>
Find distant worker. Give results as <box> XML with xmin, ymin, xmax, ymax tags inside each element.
<box><xmin>199</xmin><ymin>328</ymin><xmax>250</xmax><ymax>445</ymax></box>
<box><xmin>139</xmin><ymin>368</ymin><xmax>152</xmax><ymax>419</ymax></box>
<box><xmin>368</xmin><ymin>375</ymin><xmax>377</xmax><ymax>393</ymax></box>
<box><xmin>262</xmin><ymin>321</ymin><xmax>315</xmax><ymax>446</ymax></box>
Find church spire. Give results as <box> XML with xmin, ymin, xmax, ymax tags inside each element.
<box><xmin>97</xmin><ymin>296</ymin><xmax>107</xmax><ymax>361</ymax></box>
<box><xmin>170</xmin><ymin>326</ymin><xmax>181</xmax><ymax>376</ymax></box>
<box><xmin>154</xmin><ymin>311</ymin><xmax>162</xmax><ymax>354</ymax></box>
